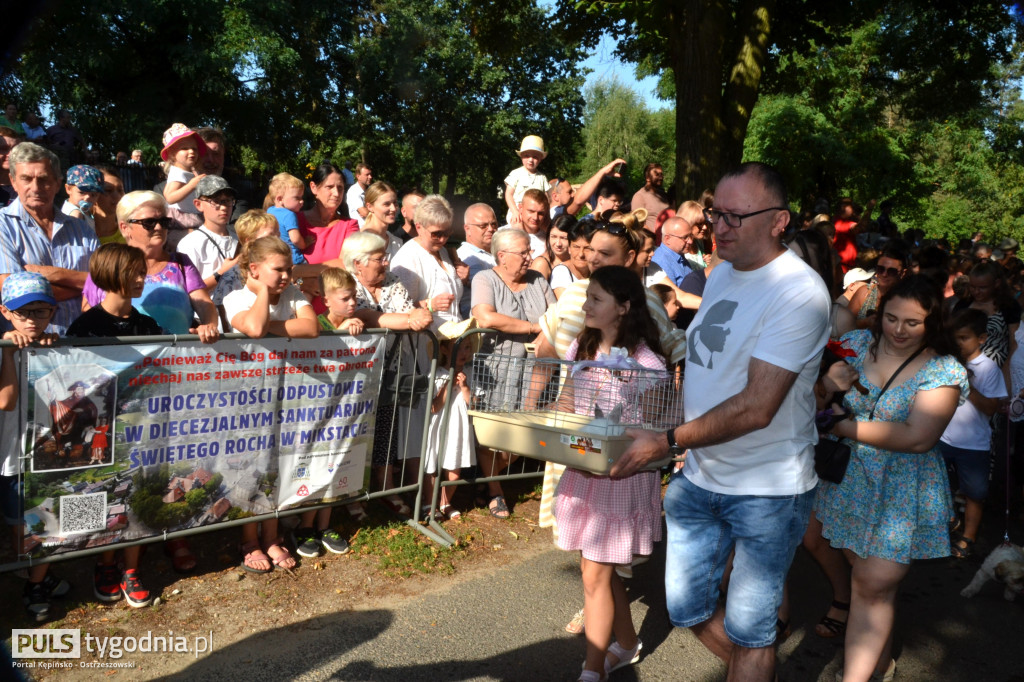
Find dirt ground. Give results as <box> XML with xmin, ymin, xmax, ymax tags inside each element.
<box><xmin>1</xmin><ymin>479</ymin><xmax>550</xmax><ymax>681</ymax></box>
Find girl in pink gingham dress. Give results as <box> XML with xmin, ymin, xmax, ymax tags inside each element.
<box><xmin>554</xmin><ymin>266</ymin><xmax>665</xmax><ymax>681</ymax></box>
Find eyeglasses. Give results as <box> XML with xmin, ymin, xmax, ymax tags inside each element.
<box><xmin>8</xmin><ymin>306</ymin><xmax>54</xmax><ymax>320</ymax></box>
<box><xmin>663</xmin><ymin>232</ymin><xmax>693</xmax><ymax>243</ymax></box>
<box><xmin>366</xmin><ymin>254</ymin><xmax>390</xmax><ymax>265</ymax></box>
<box><xmin>466</xmin><ymin>222</ymin><xmax>498</xmax><ymax>230</ymax></box>
<box><xmin>501</xmin><ymin>249</ymin><xmax>532</xmax><ymax>258</ymax></box>
<box><xmin>702</xmin><ymin>206</ymin><xmax>787</xmax><ymax>228</ymax></box>
<box><xmin>201</xmin><ymin>196</ymin><xmax>236</xmax><ymax>208</ymax></box>
<box><xmin>128</xmin><ymin>217</ymin><xmax>173</xmax><ymax>231</ymax></box>
<box><xmin>426</xmin><ymin>230</ymin><xmax>450</xmax><ymax>241</ymax></box>
<box><xmin>876</xmin><ymin>266</ymin><xmax>902</xmax><ymax>277</ymax></box>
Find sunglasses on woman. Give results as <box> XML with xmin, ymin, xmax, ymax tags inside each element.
<box><xmin>128</xmin><ymin>217</ymin><xmax>174</xmax><ymax>231</ymax></box>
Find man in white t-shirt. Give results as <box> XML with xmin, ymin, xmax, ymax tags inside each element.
<box><xmin>345</xmin><ymin>163</ymin><xmax>372</xmax><ymax>228</ymax></box>
<box><xmin>456</xmin><ymin>203</ymin><xmax>498</xmax><ymax>318</ymax></box>
<box><xmin>614</xmin><ymin>162</ymin><xmax>830</xmax><ymax>681</ymax></box>
<box><xmin>498</xmin><ymin>189</ymin><xmax>548</xmax><ymax>260</ymax></box>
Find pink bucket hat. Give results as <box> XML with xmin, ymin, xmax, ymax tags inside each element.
<box><xmin>160</xmin><ymin>123</ymin><xmax>208</xmax><ymax>161</ymax></box>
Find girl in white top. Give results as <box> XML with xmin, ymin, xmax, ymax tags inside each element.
<box><xmin>222</xmin><ymin>236</ymin><xmax>318</xmax><ymax>574</ymax></box>
<box><xmin>222</xmin><ymin>236</ymin><xmax>318</xmax><ymax>337</ymax></box>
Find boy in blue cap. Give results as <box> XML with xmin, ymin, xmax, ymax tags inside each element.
<box><xmin>0</xmin><ymin>272</ymin><xmax>69</xmax><ymax>621</ymax></box>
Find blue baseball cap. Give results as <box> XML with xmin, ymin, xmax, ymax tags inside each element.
<box><xmin>2</xmin><ymin>272</ymin><xmax>56</xmax><ymax>310</ymax></box>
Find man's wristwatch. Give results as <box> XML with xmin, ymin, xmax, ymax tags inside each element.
<box><xmin>666</xmin><ymin>427</ymin><xmax>685</xmax><ymax>458</ymax></box>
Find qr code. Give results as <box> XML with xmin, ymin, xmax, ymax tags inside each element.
<box><xmin>59</xmin><ymin>492</ymin><xmax>107</xmax><ymax>536</ymax></box>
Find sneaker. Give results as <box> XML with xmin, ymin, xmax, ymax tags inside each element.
<box><xmin>120</xmin><ymin>569</ymin><xmax>152</xmax><ymax>608</ymax></box>
<box><xmin>319</xmin><ymin>529</ymin><xmax>350</xmax><ymax>555</ymax></box>
<box><xmin>23</xmin><ymin>581</ymin><xmax>51</xmax><ymax>622</ymax></box>
<box><xmin>94</xmin><ymin>563</ymin><xmax>122</xmax><ymax>603</ymax></box>
<box><xmin>293</xmin><ymin>527</ymin><xmax>322</xmax><ymax>558</ymax></box>
<box><xmin>40</xmin><ymin>573</ymin><xmax>71</xmax><ymax>599</ymax></box>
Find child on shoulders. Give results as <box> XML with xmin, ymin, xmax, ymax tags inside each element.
<box><xmin>265</xmin><ymin>173</ymin><xmax>316</xmax><ymax>267</ymax></box>
<box><xmin>504</xmin><ymin>136</ymin><xmax>549</xmax><ymax>226</ymax></box>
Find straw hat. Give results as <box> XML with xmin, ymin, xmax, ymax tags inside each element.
<box><xmin>516</xmin><ymin>135</ymin><xmax>547</xmax><ymax>160</ymax></box>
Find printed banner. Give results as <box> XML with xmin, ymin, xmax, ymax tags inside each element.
<box><xmin>19</xmin><ymin>335</ymin><xmax>385</xmax><ymax>559</ymax></box>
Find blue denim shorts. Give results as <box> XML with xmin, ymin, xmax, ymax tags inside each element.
<box><xmin>0</xmin><ymin>474</ymin><xmax>22</xmax><ymax>526</ymax></box>
<box><xmin>664</xmin><ymin>472</ymin><xmax>815</xmax><ymax>648</ymax></box>
<box><xmin>939</xmin><ymin>441</ymin><xmax>990</xmax><ymax>501</ymax></box>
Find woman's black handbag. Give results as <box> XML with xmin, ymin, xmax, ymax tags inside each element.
<box><xmin>814</xmin><ymin>438</ymin><xmax>851</xmax><ymax>484</ymax></box>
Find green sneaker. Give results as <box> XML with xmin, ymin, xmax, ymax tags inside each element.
<box><xmin>293</xmin><ymin>528</ymin><xmax>322</xmax><ymax>558</ymax></box>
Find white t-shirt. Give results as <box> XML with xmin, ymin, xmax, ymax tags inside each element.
<box><xmin>497</xmin><ymin>225</ymin><xmax>547</xmax><ymax>260</ymax></box>
<box><xmin>456</xmin><ymin>241</ymin><xmax>496</xmax><ymax>318</ymax></box>
<box><xmin>643</xmin><ymin>262</ymin><xmax>670</xmax><ymax>288</ymax></box>
<box><xmin>176</xmin><ymin>226</ymin><xmax>238</xmax><ymax>281</ymax></box>
<box><xmin>503</xmin><ymin>166</ymin><xmax>549</xmax><ymax>224</ymax></box>
<box><xmin>346</xmin><ymin>184</ymin><xmax>366</xmax><ymax>228</ymax></box>
<box><xmin>167</xmin><ymin>166</ymin><xmax>200</xmax><ymax>213</ymax></box>
<box><xmin>941</xmin><ymin>353</ymin><xmax>1007</xmax><ymax>449</ymax></box>
<box><xmin>222</xmin><ymin>283</ymin><xmax>311</xmax><ymax>331</ymax></box>
<box><xmin>549</xmin><ymin>263</ymin><xmax>577</xmax><ymax>291</ymax></box>
<box><xmin>60</xmin><ymin>200</ymin><xmax>95</xmax><ymax>230</ymax></box>
<box><xmin>682</xmin><ymin>249</ymin><xmax>831</xmax><ymax>495</ymax></box>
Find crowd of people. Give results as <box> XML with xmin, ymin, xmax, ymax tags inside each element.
<box><xmin>0</xmin><ymin>117</ymin><xmax>1022</xmax><ymax>681</ymax></box>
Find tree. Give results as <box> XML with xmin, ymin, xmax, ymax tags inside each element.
<box><xmin>578</xmin><ymin>78</ymin><xmax>675</xmax><ymax>189</ymax></box>
<box><xmin>4</xmin><ymin>0</ymin><xmax>587</xmax><ymax>200</ymax></box>
<box><xmin>563</xmin><ymin>0</ymin><xmax>1022</xmax><ymax>201</ymax></box>
<box><xmin>744</xmin><ymin>11</ymin><xmax>1024</xmax><ymax>245</ymax></box>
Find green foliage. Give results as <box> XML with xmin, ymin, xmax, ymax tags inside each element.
<box><xmin>579</xmin><ymin>78</ymin><xmax>674</xmax><ymax>188</ymax></box>
<box><xmin>184</xmin><ymin>488</ymin><xmax>208</xmax><ymax>514</ymax></box>
<box><xmin>226</xmin><ymin>507</ymin><xmax>252</xmax><ymax>521</ymax></box>
<box><xmin>204</xmin><ymin>473</ymin><xmax>223</xmax><ymax>495</ymax></box>
<box><xmin>3</xmin><ymin>0</ymin><xmax>586</xmax><ymax>197</ymax></box>
<box><xmin>350</xmin><ymin>521</ymin><xmax>457</xmax><ymax>576</ymax></box>
<box><xmin>744</xmin><ymin>11</ymin><xmax>1024</xmax><ymax>246</ymax></box>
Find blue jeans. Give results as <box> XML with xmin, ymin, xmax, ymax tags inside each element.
<box><xmin>664</xmin><ymin>472</ymin><xmax>815</xmax><ymax>648</ymax></box>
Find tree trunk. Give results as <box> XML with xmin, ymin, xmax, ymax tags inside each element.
<box><xmin>720</xmin><ymin>0</ymin><xmax>775</xmax><ymax>171</ymax></box>
<box><xmin>674</xmin><ymin>0</ymin><xmax>729</xmax><ymax>201</ymax></box>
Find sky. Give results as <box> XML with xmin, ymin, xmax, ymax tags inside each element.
<box><xmin>580</xmin><ymin>32</ymin><xmax>667</xmax><ymax>111</ymax></box>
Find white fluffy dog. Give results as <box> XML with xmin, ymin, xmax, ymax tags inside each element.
<box><xmin>960</xmin><ymin>543</ymin><xmax>1024</xmax><ymax>601</ymax></box>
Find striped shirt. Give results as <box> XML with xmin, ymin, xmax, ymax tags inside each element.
<box><xmin>0</xmin><ymin>199</ymin><xmax>98</xmax><ymax>333</ymax></box>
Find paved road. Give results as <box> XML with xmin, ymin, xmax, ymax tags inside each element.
<box><xmin>165</xmin><ymin>521</ymin><xmax>1024</xmax><ymax>682</ymax></box>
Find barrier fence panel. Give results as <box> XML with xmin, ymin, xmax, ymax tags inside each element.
<box><xmin>423</xmin><ymin>329</ymin><xmax>545</xmax><ymax>543</ymax></box>
<box><xmin>2</xmin><ymin>328</ymin><xmax>441</xmax><ymax>571</ymax></box>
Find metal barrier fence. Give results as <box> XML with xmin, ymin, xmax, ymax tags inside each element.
<box><xmin>0</xmin><ymin>328</ymin><xmax>441</xmax><ymax>571</ymax></box>
<box><xmin>421</xmin><ymin>329</ymin><xmax>546</xmax><ymax>546</ymax></box>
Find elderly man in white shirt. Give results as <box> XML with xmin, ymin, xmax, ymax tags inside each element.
<box><xmin>456</xmin><ymin>203</ymin><xmax>498</xmax><ymax>318</ymax></box>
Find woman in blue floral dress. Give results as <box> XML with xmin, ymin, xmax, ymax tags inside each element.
<box><xmin>816</xmin><ymin>276</ymin><xmax>966</xmax><ymax>682</ymax></box>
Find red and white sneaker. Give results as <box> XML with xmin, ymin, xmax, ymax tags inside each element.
<box><xmin>93</xmin><ymin>563</ymin><xmax>122</xmax><ymax>603</ymax></box>
<box><xmin>120</xmin><ymin>569</ymin><xmax>152</xmax><ymax>608</ymax></box>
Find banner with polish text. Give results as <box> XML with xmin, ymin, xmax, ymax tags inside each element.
<box><xmin>18</xmin><ymin>335</ymin><xmax>385</xmax><ymax>560</ymax></box>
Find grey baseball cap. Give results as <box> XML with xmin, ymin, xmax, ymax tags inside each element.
<box><xmin>196</xmin><ymin>175</ymin><xmax>237</xmax><ymax>199</ymax></box>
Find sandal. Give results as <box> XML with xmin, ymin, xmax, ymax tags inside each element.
<box><xmin>346</xmin><ymin>502</ymin><xmax>369</xmax><ymax>523</ymax></box>
<box><xmin>264</xmin><ymin>538</ymin><xmax>297</xmax><ymax>570</ymax></box>
<box><xmin>775</xmin><ymin>618</ymin><xmax>791</xmax><ymax>644</ymax></box>
<box><xmin>605</xmin><ymin>639</ymin><xmax>642</xmax><ymax>675</ymax></box>
<box><xmin>577</xmin><ymin>670</ymin><xmax>605</xmax><ymax>682</ymax></box>
<box><xmin>487</xmin><ymin>495</ymin><xmax>510</xmax><ymax>519</ymax></box>
<box><xmin>950</xmin><ymin>533</ymin><xmax>974</xmax><ymax>559</ymax></box>
<box><xmin>380</xmin><ymin>495</ymin><xmax>412</xmax><ymax>517</ymax></box>
<box><xmin>439</xmin><ymin>505</ymin><xmax>461</xmax><ymax>520</ymax></box>
<box><xmin>565</xmin><ymin>607</ymin><xmax>585</xmax><ymax>634</ymax></box>
<box><xmin>240</xmin><ymin>541</ymin><xmax>272</xmax><ymax>574</ymax></box>
<box><xmin>815</xmin><ymin>600</ymin><xmax>850</xmax><ymax>639</ymax></box>
<box><xmin>164</xmin><ymin>538</ymin><xmax>197</xmax><ymax>574</ymax></box>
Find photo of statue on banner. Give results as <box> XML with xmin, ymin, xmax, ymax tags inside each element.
<box><xmin>31</xmin><ymin>364</ymin><xmax>117</xmax><ymax>473</ymax></box>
